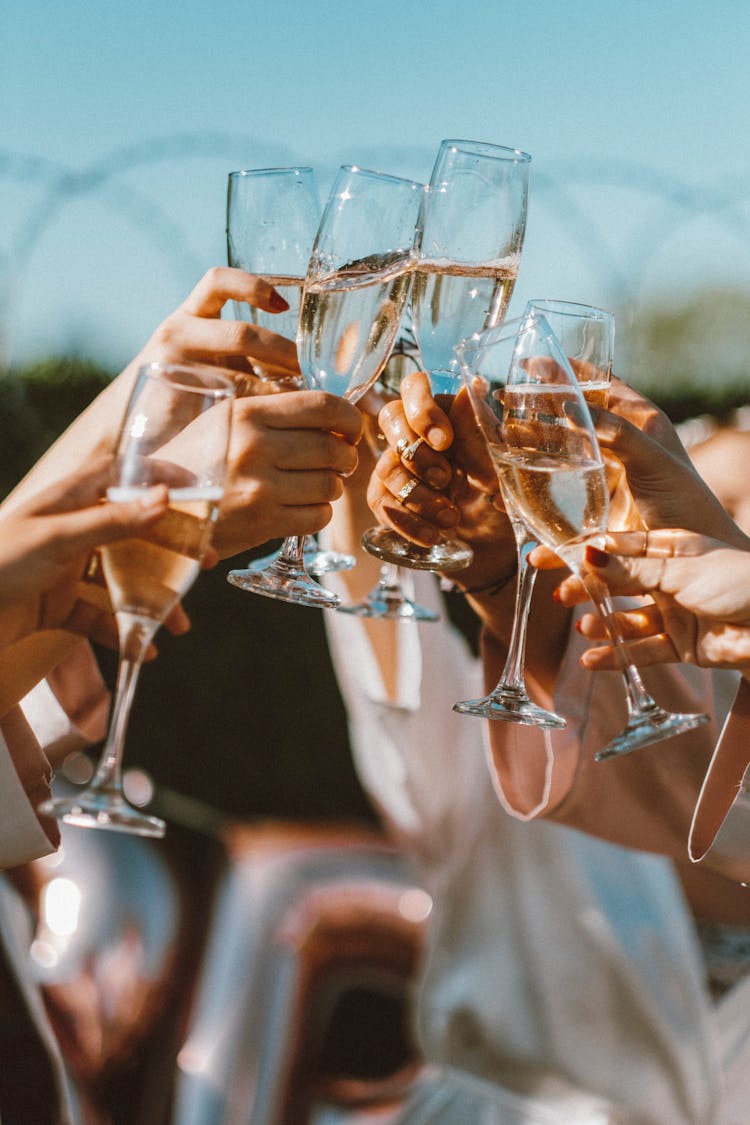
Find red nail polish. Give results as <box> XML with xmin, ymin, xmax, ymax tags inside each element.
<box><xmin>270</xmin><ymin>291</ymin><xmax>289</xmax><ymax>311</ymax></box>
<box><xmin>585</xmin><ymin>545</ymin><xmax>610</xmax><ymax>568</ymax></box>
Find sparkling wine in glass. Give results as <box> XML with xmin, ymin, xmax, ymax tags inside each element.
<box><xmin>363</xmin><ymin>138</ymin><xmax>530</xmax><ymax>573</ymax></box>
<box><xmin>39</xmin><ymin>362</ymin><xmax>234</xmax><ymax>836</ymax></box>
<box><xmin>228</xmin><ymin>165</ymin><xmax>424</xmax><ymax>608</ymax></box>
<box><xmin>225</xmin><ymin>166</ymin><xmax>354</xmax><ymax>580</ymax></box>
<box><xmin>453</xmin><ymin>300</ymin><xmax>614</xmax><ymax>726</ymax></box>
<box><xmin>457</xmin><ymin>310</ymin><xmax>709</xmax><ymax>759</ymax></box>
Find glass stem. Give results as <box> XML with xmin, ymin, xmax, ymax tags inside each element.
<box><xmin>378</xmin><ymin>562</ymin><xmax>402</xmax><ymax>593</ymax></box>
<box><xmin>89</xmin><ymin>614</ymin><xmax>158</xmax><ymax>796</ymax></box>
<box><xmin>498</xmin><ymin>533</ymin><xmax>536</xmax><ymax>693</ymax></box>
<box><xmin>277</xmin><ymin>535</ymin><xmax>307</xmax><ymax>569</ymax></box>
<box><xmin>580</xmin><ymin>572</ymin><xmax>659</xmax><ymax>719</ymax></box>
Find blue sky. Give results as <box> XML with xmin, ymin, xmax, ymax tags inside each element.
<box><xmin>3</xmin><ymin>0</ymin><xmax>750</xmax><ymax>369</ymax></box>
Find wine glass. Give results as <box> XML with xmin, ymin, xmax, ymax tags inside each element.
<box><xmin>456</xmin><ymin>310</ymin><xmax>709</xmax><ymax>760</ymax></box>
<box><xmin>39</xmin><ymin>361</ymin><xmax>235</xmax><ymax>836</ymax></box>
<box><xmin>453</xmin><ymin>301</ymin><xmax>614</xmax><ymax>725</ymax></box>
<box><xmin>362</xmin><ymin>138</ymin><xmax>531</xmax><ymax>573</ymax></box>
<box><xmin>226</xmin><ymin>165</ymin><xmax>319</xmax><ymax>384</ymax></box>
<box><xmin>224</xmin><ymin>166</ymin><xmax>354</xmax><ymax>581</ymax></box>
<box><xmin>228</xmin><ymin>165</ymin><xmax>425</xmax><ymax>608</ymax></box>
<box><xmin>337</xmin><ymin>332</ymin><xmax>439</xmax><ymax>622</ymax></box>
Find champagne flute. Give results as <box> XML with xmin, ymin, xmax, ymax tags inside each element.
<box><xmin>39</xmin><ymin>361</ymin><xmax>235</xmax><ymax>836</ymax></box>
<box><xmin>226</xmin><ymin>165</ymin><xmax>319</xmax><ymax>384</ymax></box>
<box><xmin>453</xmin><ymin>301</ymin><xmax>614</xmax><ymax>725</ymax></box>
<box><xmin>362</xmin><ymin>138</ymin><xmax>531</xmax><ymax>573</ymax></box>
<box><xmin>224</xmin><ymin>166</ymin><xmax>354</xmax><ymax>580</ymax></box>
<box><xmin>457</xmin><ymin>311</ymin><xmax>709</xmax><ymax>760</ymax></box>
<box><xmin>228</xmin><ymin>165</ymin><xmax>424</xmax><ymax>608</ymax></box>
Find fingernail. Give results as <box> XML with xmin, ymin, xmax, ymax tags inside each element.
<box><xmin>552</xmin><ymin>586</ymin><xmax>563</xmax><ymax>602</ymax></box>
<box><xmin>425</xmin><ymin>468</ymin><xmax>450</xmax><ymax>488</ymax></box>
<box><xmin>269</xmin><ymin>290</ymin><xmax>289</xmax><ymax>311</ymax></box>
<box><xmin>427</xmin><ymin>426</ymin><xmax>449</xmax><ymax>449</ymax></box>
<box><xmin>585</xmin><ymin>545</ymin><xmax>610</xmax><ymax>568</ymax></box>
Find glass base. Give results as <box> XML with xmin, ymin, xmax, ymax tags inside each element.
<box><xmin>38</xmin><ymin>792</ymin><xmax>166</xmax><ymax>838</ymax></box>
<box><xmin>453</xmin><ymin>687</ymin><xmax>566</xmax><ymax>728</ymax></box>
<box><xmin>245</xmin><ymin>544</ymin><xmax>355</xmax><ymax>578</ymax></box>
<box><xmin>595</xmin><ymin>708</ymin><xmax>709</xmax><ymax>762</ymax></box>
<box><xmin>338</xmin><ymin>592</ymin><xmax>439</xmax><ymax>621</ymax></box>
<box><xmin>362</xmin><ymin>526</ymin><xmax>473</xmax><ymax>573</ymax></box>
<box><xmin>307</xmin><ymin>547</ymin><xmax>356</xmax><ymax>577</ymax></box>
<box><xmin>227</xmin><ymin>564</ymin><xmax>340</xmax><ymax>609</ymax></box>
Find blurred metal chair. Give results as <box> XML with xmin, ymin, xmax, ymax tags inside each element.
<box><xmin>172</xmin><ymin>820</ymin><xmax>430</xmax><ymax>1125</ymax></box>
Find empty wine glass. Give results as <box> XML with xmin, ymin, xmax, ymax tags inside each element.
<box><xmin>39</xmin><ymin>362</ymin><xmax>235</xmax><ymax>836</ymax></box>
<box><xmin>453</xmin><ymin>301</ymin><xmax>614</xmax><ymax>725</ymax></box>
<box><xmin>224</xmin><ymin>165</ymin><xmax>354</xmax><ymax>581</ymax></box>
<box><xmin>457</xmin><ymin>310</ymin><xmax>709</xmax><ymax>760</ymax></box>
<box><xmin>363</xmin><ymin>138</ymin><xmax>531</xmax><ymax>573</ymax></box>
<box><xmin>228</xmin><ymin>164</ymin><xmax>424</xmax><ymax>608</ymax></box>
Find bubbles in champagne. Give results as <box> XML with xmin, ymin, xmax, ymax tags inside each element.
<box><xmin>412</xmin><ymin>258</ymin><xmax>519</xmax><ymax>376</ymax></box>
<box><xmin>298</xmin><ymin>251</ymin><xmax>413</xmax><ymax>401</ymax></box>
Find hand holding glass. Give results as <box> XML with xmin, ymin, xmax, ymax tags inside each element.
<box><xmin>452</xmin><ymin>301</ymin><xmax>614</xmax><ymax>726</ymax></box>
<box><xmin>229</xmin><ymin>164</ymin><xmax>424</xmax><ymax>609</ymax></box>
<box><xmin>457</xmin><ymin>311</ymin><xmax>708</xmax><ymax>760</ymax></box>
<box><xmin>363</xmin><ymin>138</ymin><xmax>531</xmax><ymax>573</ymax></box>
<box><xmin>39</xmin><ymin>362</ymin><xmax>234</xmax><ymax>836</ymax></box>
<box><xmin>225</xmin><ymin>166</ymin><xmax>354</xmax><ymax>581</ymax></box>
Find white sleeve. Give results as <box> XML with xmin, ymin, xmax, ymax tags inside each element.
<box><xmin>0</xmin><ymin>730</ymin><xmax>55</xmax><ymax>868</ymax></box>
<box><xmin>324</xmin><ymin>570</ymin><xmax>493</xmax><ymax>869</ymax></box>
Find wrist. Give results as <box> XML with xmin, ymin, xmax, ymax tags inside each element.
<box><xmin>450</xmin><ymin>559</ymin><xmax>518</xmax><ymax>598</ymax></box>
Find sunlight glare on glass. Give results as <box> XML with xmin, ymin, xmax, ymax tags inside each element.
<box><xmin>129</xmin><ymin>412</ymin><xmax>148</xmax><ymax>438</ymax></box>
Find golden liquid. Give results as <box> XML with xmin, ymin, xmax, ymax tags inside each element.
<box><xmin>101</xmin><ymin>493</ymin><xmax>219</xmax><ymax>623</ymax></box>
<box><xmin>411</xmin><ymin>259</ymin><xmax>518</xmax><ymax>376</ymax></box>
<box><xmin>490</xmin><ymin>445</ymin><xmax>609</xmax><ymax>561</ymax></box>
<box><xmin>581</xmin><ymin>380</ymin><xmax>611</xmax><ymax>410</ymax></box>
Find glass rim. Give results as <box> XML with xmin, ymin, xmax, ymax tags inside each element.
<box><xmin>138</xmin><ymin>360</ymin><xmax>236</xmax><ymax>399</ymax></box>
<box><xmin>455</xmin><ymin>311</ymin><xmax>551</xmax><ymax>359</ymax></box>
<box><xmin>337</xmin><ymin>163</ymin><xmax>426</xmax><ymax>190</ymax></box>
<box><xmin>228</xmin><ymin>166</ymin><xmax>315</xmax><ymax>179</ymax></box>
<box><xmin>525</xmin><ymin>298</ymin><xmax>614</xmax><ymax>323</ymax></box>
<box><xmin>437</xmin><ymin>138</ymin><xmax>532</xmax><ymax>164</ymax></box>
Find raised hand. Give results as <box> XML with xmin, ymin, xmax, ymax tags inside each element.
<box><xmin>213</xmin><ymin>389</ymin><xmax>362</xmax><ymax>558</ymax></box>
<box><xmin>368</xmin><ymin>372</ymin><xmax>517</xmax><ymax>589</ymax></box>
<box><xmin>564</xmin><ymin>531</ymin><xmax>750</xmax><ymax>673</ymax></box>
<box><xmin>0</xmin><ymin>461</ymin><xmax>172</xmax><ymax>651</ymax></box>
<box><xmin>5</xmin><ymin>268</ymin><xmax>301</xmax><ymax>508</ymax></box>
<box><xmin>588</xmin><ymin>378</ymin><xmax>748</xmax><ymax>544</ymax></box>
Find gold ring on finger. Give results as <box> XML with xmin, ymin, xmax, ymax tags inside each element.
<box><xmin>397</xmin><ymin>477</ymin><xmax>420</xmax><ymax>505</ymax></box>
<box><xmin>402</xmin><ymin>436</ymin><xmax>425</xmax><ymax>461</ymax></box>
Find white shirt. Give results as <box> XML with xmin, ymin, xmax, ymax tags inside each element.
<box><xmin>324</xmin><ymin>571</ymin><xmax>750</xmax><ymax>1125</ymax></box>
